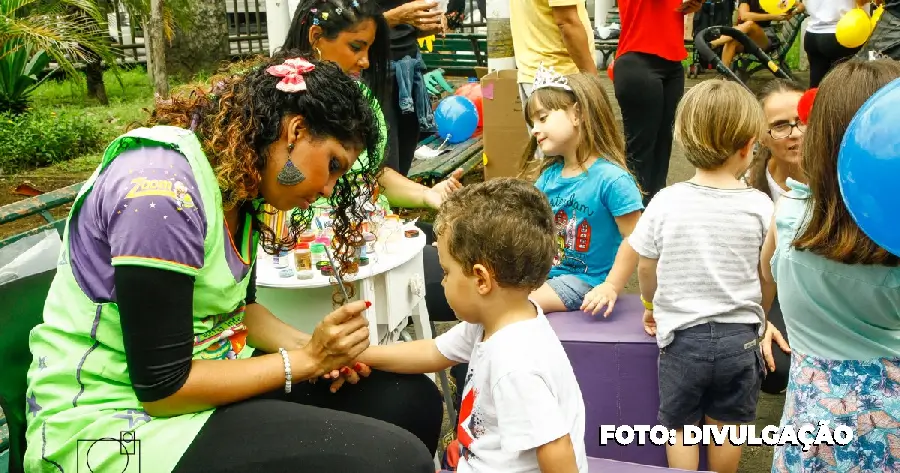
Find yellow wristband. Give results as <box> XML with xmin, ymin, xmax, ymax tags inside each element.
<box><xmin>641</xmin><ymin>296</ymin><xmax>654</xmax><ymax>311</ymax></box>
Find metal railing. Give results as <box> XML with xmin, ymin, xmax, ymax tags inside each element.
<box><xmin>105</xmin><ymin>0</ymin><xmax>484</xmax><ymax>65</ymax></box>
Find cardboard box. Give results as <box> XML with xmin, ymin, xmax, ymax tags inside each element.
<box><xmin>480</xmin><ymin>69</ymin><xmax>538</xmax><ymax>181</ymax></box>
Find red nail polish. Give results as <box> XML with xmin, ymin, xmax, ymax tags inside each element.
<box><xmin>340</xmin><ymin>366</ymin><xmax>351</xmax><ymax>375</ymax></box>
<box><xmin>354</xmin><ymin>362</ymin><xmax>363</xmax><ymax>371</ymax></box>
<box><xmin>365</xmin><ymin>301</ymin><xmax>372</xmax><ymax>308</ymax></box>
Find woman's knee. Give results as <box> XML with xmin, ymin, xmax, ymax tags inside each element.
<box><xmin>390</xmin><ymin>371</ymin><xmax>443</xmax><ymax>412</ymax></box>
<box><xmin>360</xmin><ymin>370</ymin><xmax>443</xmax><ymax>424</ymax></box>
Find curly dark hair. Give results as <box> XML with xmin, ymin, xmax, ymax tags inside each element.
<box><xmin>142</xmin><ymin>53</ymin><xmax>381</xmax><ymax>299</ymax></box>
<box><xmin>434</xmin><ymin>178</ymin><xmax>556</xmax><ymax>291</ymax></box>
<box><xmin>282</xmin><ymin>0</ymin><xmax>391</xmax><ymax>105</ymax></box>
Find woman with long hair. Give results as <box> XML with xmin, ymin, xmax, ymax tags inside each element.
<box><xmin>23</xmin><ymin>54</ymin><xmax>442</xmax><ymax>473</ymax></box>
<box><xmin>762</xmin><ymin>59</ymin><xmax>900</xmax><ymax>472</ymax></box>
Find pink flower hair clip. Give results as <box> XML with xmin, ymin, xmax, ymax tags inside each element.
<box><xmin>266</xmin><ymin>58</ymin><xmax>316</xmax><ymax>93</ymax></box>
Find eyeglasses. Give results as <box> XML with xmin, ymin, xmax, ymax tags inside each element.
<box><xmin>768</xmin><ymin>121</ymin><xmax>806</xmax><ymax>140</ymax></box>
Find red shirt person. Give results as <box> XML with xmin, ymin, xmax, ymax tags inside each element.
<box><xmin>612</xmin><ymin>0</ymin><xmax>700</xmax><ymax>205</ymax></box>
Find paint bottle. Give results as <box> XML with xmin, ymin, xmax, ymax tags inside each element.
<box><xmin>294</xmin><ymin>242</ymin><xmax>312</xmax><ymax>272</ymax></box>
<box><xmin>310</xmin><ymin>242</ymin><xmax>328</xmax><ymax>269</ymax></box>
<box><xmin>272</xmin><ymin>249</ymin><xmax>291</xmax><ymax>269</ymax></box>
<box><xmin>298</xmin><ymin>232</ymin><xmax>316</xmax><ymax>245</ymax></box>
<box><xmin>363</xmin><ymin>232</ymin><xmax>376</xmax><ymax>254</ymax></box>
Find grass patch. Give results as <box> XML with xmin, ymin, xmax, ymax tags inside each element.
<box><xmin>0</xmin><ymin>109</ymin><xmax>104</xmax><ymax>174</ymax></box>
<box><xmin>2</xmin><ymin>67</ymin><xmax>156</xmax><ymax>177</ymax></box>
<box><xmin>31</xmin><ymin>67</ymin><xmax>156</xmax><ymax>142</ymax></box>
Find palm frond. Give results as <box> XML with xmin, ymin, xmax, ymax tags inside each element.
<box><xmin>1</xmin><ymin>11</ymin><xmax>120</xmax><ymax>80</ymax></box>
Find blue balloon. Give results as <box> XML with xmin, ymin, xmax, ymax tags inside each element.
<box><xmin>838</xmin><ymin>77</ymin><xmax>900</xmax><ymax>256</ymax></box>
<box><xmin>435</xmin><ymin>96</ymin><xmax>479</xmax><ymax>144</ymax></box>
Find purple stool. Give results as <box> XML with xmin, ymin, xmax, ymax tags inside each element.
<box><xmin>546</xmin><ymin>295</ymin><xmax>709</xmax><ymax>470</ymax></box>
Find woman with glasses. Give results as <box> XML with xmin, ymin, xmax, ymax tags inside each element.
<box><xmin>743</xmin><ymin>79</ymin><xmax>805</xmax><ymax>397</ymax></box>
<box><xmin>745</xmin><ymin>79</ymin><xmax>806</xmax><ymax>203</ymax></box>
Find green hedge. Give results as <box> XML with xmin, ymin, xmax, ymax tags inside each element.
<box><xmin>0</xmin><ymin>109</ymin><xmax>105</xmax><ymax>174</ymax></box>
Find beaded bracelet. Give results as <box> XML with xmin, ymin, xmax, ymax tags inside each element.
<box><xmin>278</xmin><ymin>347</ymin><xmax>292</xmax><ymax>393</ymax></box>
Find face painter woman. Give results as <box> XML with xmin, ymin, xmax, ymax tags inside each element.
<box><xmin>23</xmin><ymin>55</ymin><xmax>442</xmax><ymax>473</ymax></box>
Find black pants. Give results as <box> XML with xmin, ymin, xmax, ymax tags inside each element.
<box><xmin>173</xmin><ymin>370</ymin><xmax>443</xmax><ymax>473</ymax></box>
<box><xmin>804</xmin><ymin>31</ymin><xmax>861</xmax><ymax>88</ymax></box>
<box><xmin>383</xmin><ymin>76</ymin><xmax>424</xmax><ymax>177</ymax></box>
<box><xmin>613</xmin><ymin>52</ymin><xmax>684</xmax><ymax>205</ymax></box>
<box><xmin>760</xmin><ymin>296</ymin><xmax>791</xmax><ymax>395</ymax></box>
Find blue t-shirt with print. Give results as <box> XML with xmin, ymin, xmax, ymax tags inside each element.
<box><xmin>535</xmin><ymin>158</ymin><xmax>644</xmax><ymax>288</ymax></box>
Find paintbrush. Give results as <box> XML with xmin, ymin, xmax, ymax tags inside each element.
<box><xmin>321</xmin><ymin>243</ymin><xmax>352</xmax><ymax>303</ymax></box>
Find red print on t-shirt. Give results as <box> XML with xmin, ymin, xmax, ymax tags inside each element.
<box><xmin>457</xmin><ymin>387</ymin><xmax>478</xmax><ymax>448</ymax></box>
<box><xmin>575</xmin><ymin>220</ymin><xmax>592</xmax><ymax>252</ymax></box>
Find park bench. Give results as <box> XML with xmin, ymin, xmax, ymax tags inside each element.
<box><xmin>594</xmin><ymin>7</ymin><xmax>697</xmax><ymax>70</ymax></box>
<box><xmin>407</xmin><ymin>132</ymin><xmax>484</xmax><ymax>185</ymax></box>
<box><xmin>419</xmin><ymin>32</ymin><xmax>487</xmax><ymax>79</ymax></box>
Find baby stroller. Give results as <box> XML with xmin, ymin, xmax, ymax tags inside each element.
<box><xmin>694</xmin><ymin>25</ymin><xmax>794</xmax><ymax>91</ymax></box>
<box><xmin>688</xmin><ymin>0</ymin><xmax>736</xmax><ymax>77</ymax></box>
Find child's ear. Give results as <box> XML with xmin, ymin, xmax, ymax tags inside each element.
<box><xmin>741</xmin><ymin>137</ymin><xmax>758</xmax><ymax>159</ymax></box>
<box><xmin>570</xmin><ymin>103</ymin><xmax>582</xmax><ymax>127</ymax></box>
<box><xmin>472</xmin><ymin>263</ymin><xmax>493</xmax><ymax>295</ymax></box>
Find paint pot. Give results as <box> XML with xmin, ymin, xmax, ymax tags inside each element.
<box><xmin>272</xmin><ymin>249</ymin><xmax>291</xmax><ymax>269</ymax></box>
<box><xmin>311</xmin><ymin>243</ymin><xmax>328</xmax><ymax>268</ymax></box>
<box><xmin>363</xmin><ymin>232</ymin><xmax>376</xmax><ymax>254</ymax></box>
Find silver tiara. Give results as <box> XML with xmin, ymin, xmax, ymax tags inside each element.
<box><xmin>532</xmin><ymin>63</ymin><xmax>572</xmax><ymax>91</ymax></box>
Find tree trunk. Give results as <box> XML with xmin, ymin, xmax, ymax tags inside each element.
<box><xmin>85</xmin><ymin>48</ymin><xmax>110</xmax><ymax>105</ymax></box>
<box><xmin>486</xmin><ymin>0</ymin><xmax>515</xmax><ymax>70</ymax></box>
<box><xmin>149</xmin><ymin>0</ymin><xmax>169</xmax><ymax>99</ymax></box>
<box><xmin>165</xmin><ymin>0</ymin><xmax>229</xmax><ymax>80</ymax></box>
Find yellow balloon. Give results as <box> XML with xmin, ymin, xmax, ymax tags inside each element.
<box><xmin>836</xmin><ymin>8</ymin><xmax>872</xmax><ymax>48</ymax></box>
<box><xmin>759</xmin><ymin>0</ymin><xmax>795</xmax><ymax>15</ymax></box>
<box><xmin>872</xmin><ymin>5</ymin><xmax>884</xmax><ymax>28</ymax></box>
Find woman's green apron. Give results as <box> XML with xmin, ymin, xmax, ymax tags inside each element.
<box><xmin>24</xmin><ymin>126</ymin><xmax>258</xmax><ymax>473</ymax></box>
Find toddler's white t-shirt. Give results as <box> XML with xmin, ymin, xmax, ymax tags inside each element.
<box><xmin>435</xmin><ymin>303</ymin><xmax>588</xmax><ymax>473</ymax></box>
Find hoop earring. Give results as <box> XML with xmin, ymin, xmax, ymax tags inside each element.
<box><xmin>315</xmin><ymin>47</ymin><xmax>322</xmax><ymax>59</ymax></box>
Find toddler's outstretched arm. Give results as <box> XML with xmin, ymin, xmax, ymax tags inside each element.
<box><xmin>357</xmin><ymin>339</ymin><xmax>456</xmax><ymax>374</ymax></box>
<box><xmin>536</xmin><ymin>434</ymin><xmax>580</xmax><ymax>473</ymax></box>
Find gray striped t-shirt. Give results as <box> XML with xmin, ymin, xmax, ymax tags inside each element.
<box><xmin>628</xmin><ymin>182</ymin><xmax>775</xmax><ymax>348</ymax></box>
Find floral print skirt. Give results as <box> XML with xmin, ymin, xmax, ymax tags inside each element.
<box><xmin>772</xmin><ymin>351</ymin><xmax>900</xmax><ymax>472</ymax></box>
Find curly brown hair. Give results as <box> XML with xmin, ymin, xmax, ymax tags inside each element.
<box><xmin>139</xmin><ymin>53</ymin><xmax>382</xmax><ymax>300</ymax></box>
<box><xmin>434</xmin><ymin>178</ymin><xmax>556</xmax><ymax>291</ymax></box>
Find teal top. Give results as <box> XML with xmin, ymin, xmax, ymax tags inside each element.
<box><xmin>771</xmin><ymin>179</ymin><xmax>900</xmax><ymax>360</ymax></box>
